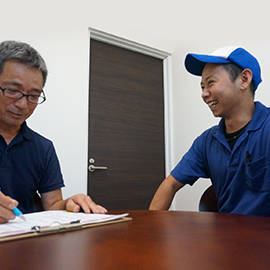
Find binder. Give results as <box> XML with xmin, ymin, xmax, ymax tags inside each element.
<box><xmin>0</xmin><ymin>211</ymin><xmax>131</xmax><ymax>243</ymax></box>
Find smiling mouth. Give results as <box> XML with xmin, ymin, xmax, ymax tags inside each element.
<box><xmin>207</xmin><ymin>101</ymin><xmax>218</xmax><ymax>108</ymax></box>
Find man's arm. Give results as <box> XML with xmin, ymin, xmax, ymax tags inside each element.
<box><xmin>149</xmin><ymin>174</ymin><xmax>184</xmax><ymax>210</ymax></box>
<box><xmin>41</xmin><ymin>189</ymin><xmax>108</xmax><ymax>214</ymax></box>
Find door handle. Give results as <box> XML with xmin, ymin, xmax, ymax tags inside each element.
<box><xmin>88</xmin><ymin>158</ymin><xmax>107</xmax><ymax>172</ymax></box>
<box><xmin>89</xmin><ymin>165</ymin><xmax>108</xmax><ymax>172</ymax></box>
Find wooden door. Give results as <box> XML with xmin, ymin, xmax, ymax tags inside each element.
<box><xmin>88</xmin><ymin>39</ymin><xmax>165</xmax><ymax>210</ymax></box>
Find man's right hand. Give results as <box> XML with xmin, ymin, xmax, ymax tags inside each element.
<box><xmin>0</xmin><ymin>191</ymin><xmax>18</xmax><ymax>223</ymax></box>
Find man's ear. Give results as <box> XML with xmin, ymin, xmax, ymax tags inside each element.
<box><xmin>240</xmin><ymin>69</ymin><xmax>253</xmax><ymax>90</ymax></box>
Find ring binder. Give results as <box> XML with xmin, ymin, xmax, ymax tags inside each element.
<box><xmin>31</xmin><ymin>220</ymin><xmax>83</xmax><ymax>233</ymax></box>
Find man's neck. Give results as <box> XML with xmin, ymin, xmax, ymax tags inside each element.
<box><xmin>225</xmin><ymin>102</ymin><xmax>255</xmax><ymax>133</ymax></box>
<box><xmin>0</xmin><ymin>126</ymin><xmax>21</xmax><ymax>145</ymax></box>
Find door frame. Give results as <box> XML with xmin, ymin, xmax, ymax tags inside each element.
<box><xmin>88</xmin><ymin>28</ymin><xmax>173</xmax><ymax>177</ymax></box>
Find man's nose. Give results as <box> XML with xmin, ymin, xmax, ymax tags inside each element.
<box><xmin>14</xmin><ymin>96</ymin><xmax>29</xmax><ymax>108</ymax></box>
<box><xmin>201</xmin><ymin>89</ymin><xmax>210</xmax><ymax>99</ymax></box>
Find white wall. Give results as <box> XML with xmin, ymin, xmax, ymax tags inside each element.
<box><xmin>2</xmin><ymin>0</ymin><xmax>270</xmax><ymax>211</ymax></box>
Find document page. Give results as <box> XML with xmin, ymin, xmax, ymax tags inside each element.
<box><xmin>0</xmin><ymin>211</ymin><xmax>129</xmax><ymax>238</ymax></box>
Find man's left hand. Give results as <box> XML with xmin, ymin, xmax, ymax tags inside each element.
<box><xmin>66</xmin><ymin>194</ymin><xmax>108</xmax><ymax>214</ymax></box>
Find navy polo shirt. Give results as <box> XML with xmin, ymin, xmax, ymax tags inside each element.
<box><xmin>0</xmin><ymin>122</ymin><xmax>65</xmax><ymax>213</ymax></box>
<box><xmin>171</xmin><ymin>101</ymin><xmax>270</xmax><ymax>216</ymax></box>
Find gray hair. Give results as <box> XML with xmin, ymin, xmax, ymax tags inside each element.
<box><xmin>0</xmin><ymin>40</ymin><xmax>48</xmax><ymax>86</ymax></box>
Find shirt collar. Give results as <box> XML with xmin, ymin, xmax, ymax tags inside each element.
<box><xmin>247</xmin><ymin>101</ymin><xmax>268</xmax><ymax>131</ymax></box>
<box><xmin>20</xmin><ymin>121</ymin><xmax>34</xmax><ymax>140</ymax></box>
<box><xmin>217</xmin><ymin>101</ymin><xmax>267</xmax><ymax>134</ymax></box>
<box><xmin>213</xmin><ymin>101</ymin><xmax>267</xmax><ymax>150</ymax></box>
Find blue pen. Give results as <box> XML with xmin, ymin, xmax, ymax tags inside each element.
<box><xmin>0</xmin><ymin>187</ymin><xmax>26</xmax><ymax>221</ymax></box>
<box><xmin>12</xmin><ymin>207</ymin><xmax>26</xmax><ymax>222</ymax></box>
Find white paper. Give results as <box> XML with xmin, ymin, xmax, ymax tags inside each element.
<box><xmin>0</xmin><ymin>211</ymin><xmax>128</xmax><ymax>238</ymax></box>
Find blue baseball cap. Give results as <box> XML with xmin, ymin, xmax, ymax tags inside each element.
<box><xmin>184</xmin><ymin>46</ymin><xmax>262</xmax><ymax>90</ymax></box>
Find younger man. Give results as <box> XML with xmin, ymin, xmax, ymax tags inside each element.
<box><xmin>150</xmin><ymin>46</ymin><xmax>270</xmax><ymax>216</ymax></box>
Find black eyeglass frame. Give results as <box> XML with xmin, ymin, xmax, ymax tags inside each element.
<box><xmin>0</xmin><ymin>86</ymin><xmax>46</xmax><ymax>104</ymax></box>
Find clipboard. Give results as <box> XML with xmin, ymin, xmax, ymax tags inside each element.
<box><xmin>0</xmin><ymin>211</ymin><xmax>132</xmax><ymax>243</ymax></box>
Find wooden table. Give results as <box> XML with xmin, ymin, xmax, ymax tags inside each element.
<box><xmin>1</xmin><ymin>210</ymin><xmax>270</xmax><ymax>270</ymax></box>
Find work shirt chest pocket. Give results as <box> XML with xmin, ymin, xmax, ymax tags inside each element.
<box><xmin>245</xmin><ymin>154</ymin><xmax>270</xmax><ymax>193</ymax></box>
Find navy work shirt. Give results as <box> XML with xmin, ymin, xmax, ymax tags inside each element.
<box><xmin>0</xmin><ymin>122</ymin><xmax>65</xmax><ymax>213</ymax></box>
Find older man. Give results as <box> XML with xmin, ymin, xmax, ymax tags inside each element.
<box><xmin>0</xmin><ymin>40</ymin><xmax>107</xmax><ymax>223</ymax></box>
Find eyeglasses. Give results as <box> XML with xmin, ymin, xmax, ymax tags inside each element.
<box><xmin>0</xmin><ymin>86</ymin><xmax>46</xmax><ymax>104</ymax></box>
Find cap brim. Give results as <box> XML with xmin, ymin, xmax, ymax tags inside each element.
<box><xmin>185</xmin><ymin>53</ymin><xmax>230</xmax><ymax>76</ymax></box>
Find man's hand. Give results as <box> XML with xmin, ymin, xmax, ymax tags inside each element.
<box><xmin>41</xmin><ymin>189</ymin><xmax>108</xmax><ymax>214</ymax></box>
<box><xmin>66</xmin><ymin>194</ymin><xmax>108</xmax><ymax>214</ymax></box>
<box><xmin>0</xmin><ymin>191</ymin><xmax>19</xmax><ymax>224</ymax></box>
